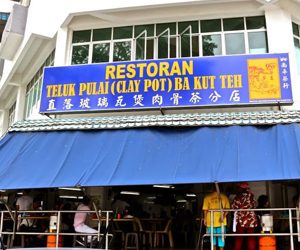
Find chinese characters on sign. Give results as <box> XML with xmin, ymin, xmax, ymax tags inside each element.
<box><xmin>40</xmin><ymin>53</ymin><xmax>293</xmax><ymax>114</ymax></box>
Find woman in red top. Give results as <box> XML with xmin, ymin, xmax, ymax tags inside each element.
<box><xmin>231</xmin><ymin>182</ymin><xmax>258</xmax><ymax>250</ymax></box>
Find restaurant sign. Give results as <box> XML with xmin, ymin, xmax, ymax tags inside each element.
<box><xmin>40</xmin><ymin>53</ymin><xmax>292</xmax><ymax>114</ymax></box>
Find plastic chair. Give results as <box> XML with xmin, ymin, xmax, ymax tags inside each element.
<box><xmin>124</xmin><ymin>232</ymin><xmax>139</xmax><ymax>250</ymax></box>
<box><xmin>134</xmin><ymin>217</ymin><xmax>154</xmax><ymax>247</ymax></box>
<box><xmin>111</xmin><ymin>220</ymin><xmax>125</xmax><ymax>249</ymax></box>
<box><xmin>124</xmin><ymin>218</ymin><xmax>140</xmax><ymax>250</ymax></box>
<box><xmin>154</xmin><ymin>218</ymin><xmax>174</xmax><ymax>248</ymax></box>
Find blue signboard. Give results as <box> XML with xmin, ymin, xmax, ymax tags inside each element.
<box><xmin>40</xmin><ymin>53</ymin><xmax>293</xmax><ymax>114</ymax></box>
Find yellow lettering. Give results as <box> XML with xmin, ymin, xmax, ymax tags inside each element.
<box><xmin>182</xmin><ymin>60</ymin><xmax>193</xmax><ymax>75</ymax></box>
<box><xmin>69</xmin><ymin>84</ymin><xmax>76</xmax><ymax>96</ymax></box>
<box><xmin>47</xmin><ymin>85</ymin><xmax>53</xmax><ymax>97</ymax></box>
<box><xmin>220</xmin><ymin>74</ymin><xmax>242</xmax><ymax>88</ymax></box>
<box><xmin>194</xmin><ymin>77</ymin><xmax>202</xmax><ymax>90</ymax></box>
<box><xmin>50</xmin><ymin>85</ymin><xmax>57</xmax><ymax>97</ymax></box>
<box><xmin>147</xmin><ymin>63</ymin><xmax>158</xmax><ymax>77</ymax></box>
<box><xmin>143</xmin><ymin>78</ymin><xmax>168</xmax><ymax>92</ymax></box>
<box><xmin>106</xmin><ymin>60</ymin><xmax>194</xmax><ymax>80</ymax></box>
<box><xmin>194</xmin><ymin>76</ymin><xmax>216</xmax><ymax>90</ymax></box>
<box><xmin>133</xmin><ymin>80</ymin><xmax>140</xmax><ymax>92</ymax></box>
<box><xmin>174</xmin><ymin>77</ymin><xmax>190</xmax><ymax>90</ymax></box>
<box><xmin>105</xmin><ymin>65</ymin><xmax>115</xmax><ymax>79</ymax></box>
<box><xmin>220</xmin><ymin>75</ymin><xmax>226</xmax><ymax>88</ymax></box>
<box><xmin>116</xmin><ymin>65</ymin><xmax>126</xmax><ymax>79</ymax></box>
<box><xmin>170</xmin><ymin>62</ymin><xmax>181</xmax><ymax>76</ymax></box>
<box><xmin>160</xmin><ymin>78</ymin><xmax>166</xmax><ymax>91</ymax></box>
<box><xmin>174</xmin><ymin>78</ymin><xmax>183</xmax><ymax>90</ymax></box>
<box><xmin>159</xmin><ymin>62</ymin><xmax>170</xmax><ymax>77</ymax></box>
<box><xmin>79</xmin><ymin>83</ymin><xmax>87</xmax><ymax>95</ymax></box>
<box><xmin>127</xmin><ymin>64</ymin><xmax>136</xmax><ymax>78</ymax></box>
<box><xmin>144</xmin><ymin>79</ymin><xmax>152</xmax><ymax>92</ymax></box>
<box><xmin>127</xmin><ymin>80</ymin><xmax>135</xmax><ymax>93</ymax></box>
<box><xmin>47</xmin><ymin>84</ymin><xmax>76</xmax><ymax>97</ymax></box>
<box><xmin>87</xmin><ymin>82</ymin><xmax>95</xmax><ymax>95</ymax></box>
<box><xmin>182</xmin><ymin>77</ymin><xmax>190</xmax><ymax>90</ymax></box>
<box><xmin>209</xmin><ymin>76</ymin><xmax>216</xmax><ymax>89</ymax></box>
<box><xmin>97</xmin><ymin>82</ymin><xmax>109</xmax><ymax>95</ymax></box>
<box><xmin>234</xmin><ymin>74</ymin><xmax>242</xmax><ymax>88</ymax></box>
<box><xmin>137</xmin><ymin>63</ymin><xmax>147</xmax><ymax>78</ymax></box>
<box><xmin>116</xmin><ymin>81</ymin><xmax>124</xmax><ymax>93</ymax></box>
<box><xmin>152</xmin><ymin>79</ymin><xmax>160</xmax><ymax>91</ymax></box>
<box><xmin>56</xmin><ymin>85</ymin><xmax>62</xmax><ymax>97</ymax></box>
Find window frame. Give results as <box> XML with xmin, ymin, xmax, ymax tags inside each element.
<box><xmin>8</xmin><ymin>102</ymin><xmax>16</xmax><ymax>127</ymax></box>
<box><xmin>293</xmin><ymin>22</ymin><xmax>300</xmax><ymax>75</ymax></box>
<box><xmin>70</xmin><ymin>16</ymin><xmax>268</xmax><ymax>64</ymax></box>
<box><xmin>25</xmin><ymin>50</ymin><xmax>55</xmax><ymax>119</ymax></box>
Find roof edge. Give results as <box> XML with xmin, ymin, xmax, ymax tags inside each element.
<box><xmin>8</xmin><ymin>110</ymin><xmax>300</xmax><ymax>132</ymax></box>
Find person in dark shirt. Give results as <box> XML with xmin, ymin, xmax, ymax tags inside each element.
<box><xmin>256</xmin><ymin>195</ymin><xmax>270</xmax><ymax>233</ymax></box>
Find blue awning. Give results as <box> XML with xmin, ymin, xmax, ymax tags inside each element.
<box><xmin>0</xmin><ymin>124</ymin><xmax>300</xmax><ymax>189</ymax></box>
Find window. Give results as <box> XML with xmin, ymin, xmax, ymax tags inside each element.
<box><xmin>0</xmin><ymin>13</ymin><xmax>9</xmax><ymax>21</ymax></box>
<box><xmin>8</xmin><ymin>102</ymin><xmax>16</xmax><ymax>127</ymax></box>
<box><xmin>71</xmin><ymin>16</ymin><xmax>268</xmax><ymax>64</ymax></box>
<box><xmin>246</xmin><ymin>16</ymin><xmax>267</xmax><ymax>54</ymax></box>
<box><xmin>25</xmin><ymin>50</ymin><xmax>55</xmax><ymax>119</ymax></box>
<box><xmin>201</xmin><ymin>19</ymin><xmax>222</xmax><ymax>56</ymax></box>
<box><xmin>135</xmin><ymin>24</ymin><xmax>155</xmax><ymax>60</ymax></box>
<box><xmin>92</xmin><ymin>28</ymin><xmax>111</xmax><ymax>63</ymax></box>
<box><xmin>178</xmin><ymin>21</ymin><xmax>199</xmax><ymax>58</ymax></box>
<box><xmin>293</xmin><ymin>22</ymin><xmax>300</xmax><ymax>74</ymax></box>
<box><xmin>0</xmin><ymin>13</ymin><xmax>9</xmax><ymax>41</ymax></box>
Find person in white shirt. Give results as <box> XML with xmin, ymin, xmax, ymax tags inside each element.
<box><xmin>16</xmin><ymin>190</ymin><xmax>33</xmax><ymax>231</ymax></box>
<box><xmin>16</xmin><ymin>190</ymin><xmax>33</xmax><ymax>211</ymax></box>
<box><xmin>73</xmin><ymin>196</ymin><xmax>97</xmax><ymax>243</ymax></box>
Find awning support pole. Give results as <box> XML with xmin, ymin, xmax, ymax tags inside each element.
<box><xmin>215</xmin><ymin>182</ymin><xmax>225</xmax><ymax>242</ymax></box>
<box><xmin>297</xmin><ymin>197</ymin><xmax>300</xmax><ymax>242</ymax></box>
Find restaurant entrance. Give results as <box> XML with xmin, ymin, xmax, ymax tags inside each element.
<box><xmin>62</xmin><ymin>181</ymin><xmax>300</xmax><ymax>249</ymax></box>
<box><xmin>0</xmin><ymin>180</ymin><xmax>299</xmax><ymax>249</ymax></box>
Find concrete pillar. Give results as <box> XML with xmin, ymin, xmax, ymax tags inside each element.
<box><xmin>21</xmin><ymin>0</ymin><xmax>31</xmax><ymax>7</ymax></box>
<box><xmin>265</xmin><ymin>6</ymin><xmax>293</xmax><ymax>53</ymax></box>
<box><xmin>0</xmin><ymin>109</ymin><xmax>9</xmax><ymax>135</ymax></box>
<box><xmin>14</xmin><ymin>85</ymin><xmax>26</xmax><ymax>122</ymax></box>
<box><xmin>54</xmin><ymin>27</ymin><xmax>69</xmax><ymax>66</ymax></box>
<box><xmin>264</xmin><ymin>5</ymin><xmax>300</xmax><ymax>108</ymax></box>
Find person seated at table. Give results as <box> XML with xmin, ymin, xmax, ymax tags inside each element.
<box><xmin>19</xmin><ymin>198</ymin><xmax>47</xmax><ymax>247</ymax></box>
<box><xmin>59</xmin><ymin>202</ymin><xmax>75</xmax><ymax>246</ymax></box>
<box><xmin>73</xmin><ymin>196</ymin><xmax>98</xmax><ymax>244</ymax></box>
<box><xmin>111</xmin><ymin>194</ymin><xmax>130</xmax><ymax>217</ymax></box>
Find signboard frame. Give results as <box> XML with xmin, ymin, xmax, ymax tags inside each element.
<box><xmin>40</xmin><ymin>53</ymin><xmax>293</xmax><ymax>114</ymax></box>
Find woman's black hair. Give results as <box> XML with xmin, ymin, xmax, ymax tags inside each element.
<box><xmin>82</xmin><ymin>196</ymin><xmax>91</xmax><ymax>205</ymax></box>
<box><xmin>257</xmin><ymin>195</ymin><xmax>269</xmax><ymax>208</ymax></box>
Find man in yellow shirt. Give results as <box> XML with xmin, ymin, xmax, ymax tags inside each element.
<box><xmin>202</xmin><ymin>186</ymin><xmax>230</xmax><ymax>250</ymax></box>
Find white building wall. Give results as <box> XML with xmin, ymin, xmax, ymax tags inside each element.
<box><xmin>0</xmin><ymin>0</ymin><xmax>16</xmax><ymax>12</ymax></box>
<box><xmin>265</xmin><ymin>4</ymin><xmax>300</xmax><ymax>109</ymax></box>
<box><xmin>0</xmin><ymin>0</ymin><xmax>300</xmax><ymax>129</ymax></box>
<box><xmin>25</xmin><ymin>0</ymin><xmax>216</xmax><ymax>40</ymax></box>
